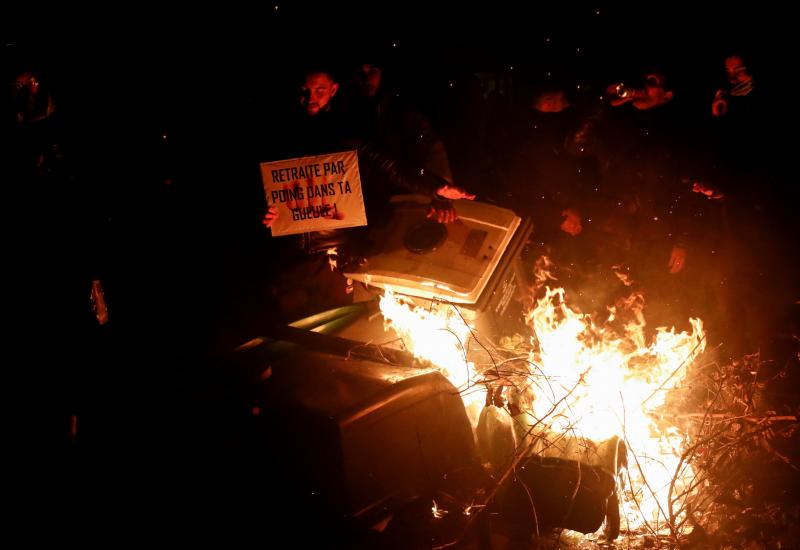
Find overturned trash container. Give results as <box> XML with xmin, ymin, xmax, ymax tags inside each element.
<box><xmin>244</xmin><ymin>343</ymin><xmax>480</xmax><ymax>544</ymax></box>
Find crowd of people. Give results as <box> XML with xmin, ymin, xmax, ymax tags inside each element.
<box><xmin>4</xmin><ymin>36</ymin><xmax>796</xmax><ymax>458</ymax></box>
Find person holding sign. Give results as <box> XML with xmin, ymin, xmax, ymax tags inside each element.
<box><xmin>262</xmin><ymin>67</ymin><xmax>475</xmax><ymax>235</ymax></box>
<box><xmin>258</xmin><ymin>66</ymin><xmax>474</xmax><ymax>321</ymax></box>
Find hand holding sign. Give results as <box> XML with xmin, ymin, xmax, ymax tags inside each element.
<box><xmin>263</xmin><ymin>205</ymin><xmax>279</xmax><ymax>228</ymax></box>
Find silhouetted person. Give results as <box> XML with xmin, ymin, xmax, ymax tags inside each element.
<box><xmin>5</xmin><ymin>52</ymin><xmax>111</xmax><ymax>455</ymax></box>
<box><xmin>258</xmin><ymin>66</ymin><xmax>474</xmax><ymax>321</ymax></box>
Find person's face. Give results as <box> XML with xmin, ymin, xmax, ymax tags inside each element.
<box><xmin>11</xmin><ymin>70</ymin><xmax>50</xmax><ymax>123</ymax></box>
<box><xmin>533</xmin><ymin>90</ymin><xmax>569</xmax><ymax>113</ymax></box>
<box><xmin>12</xmin><ymin>71</ymin><xmax>40</xmax><ymax>97</ymax></box>
<box><xmin>725</xmin><ymin>55</ymin><xmax>751</xmax><ymax>84</ymax></box>
<box><xmin>634</xmin><ymin>73</ymin><xmax>673</xmax><ymax>110</ymax></box>
<box><xmin>300</xmin><ymin>72</ymin><xmax>338</xmax><ymax>116</ymax></box>
<box><xmin>353</xmin><ymin>63</ymin><xmax>382</xmax><ymax>98</ymax></box>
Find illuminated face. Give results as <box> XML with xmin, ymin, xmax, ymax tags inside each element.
<box><xmin>11</xmin><ymin>70</ymin><xmax>51</xmax><ymax>123</ymax></box>
<box><xmin>300</xmin><ymin>72</ymin><xmax>338</xmax><ymax>116</ymax></box>
<box><xmin>725</xmin><ymin>55</ymin><xmax>751</xmax><ymax>84</ymax></box>
<box><xmin>633</xmin><ymin>73</ymin><xmax>673</xmax><ymax>110</ymax></box>
<box><xmin>12</xmin><ymin>71</ymin><xmax>40</xmax><ymax>96</ymax></box>
<box><xmin>533</xmin><ymin>90</ymin><xmax>570</xmax><ymax>113</ymax></box>
<box><xmin>353</xmin><ymin>63</ymin><xmax>382</xmax><ymax>98</ymax></box>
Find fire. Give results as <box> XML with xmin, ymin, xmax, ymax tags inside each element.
<box><xmin>379</xmin><ymin>289</ymin><xmax>485</xmax><ymax>420</ymax></box>
<box><xmin>379</xmin><ymin>258</ymin><xmax>707</xmax><ymax>536</ymax></box>
<box><xmin>525</xmin><ymin>285</ymin><xmax>705</xmax><ymax>531</ymax></box>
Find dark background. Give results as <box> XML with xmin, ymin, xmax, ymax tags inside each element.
<box><xmin>5</xmin><ymin>3</ymin><xmax>797</xmax><ymax>540</ymax></box>
<box><xmin>6</xmin><ymin>0</ymin><xmax>795</xmax><ymax>435</ymax></box>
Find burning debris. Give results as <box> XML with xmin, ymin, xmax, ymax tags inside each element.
<box><xmin>654</xmin><ymin>351</ymin><xmax>800</xmax><ymax>547</ymax></box>
<box><xmin>376</xmin><ymin>255</ymin><xmax>798</xmax><ymax>546</ymax></box>
<box><xmin>234</xmin><ymin>223</ymin><xmax>799</xmax><ymax>549</ymax></box>
<box><xmin>260</xmin><ymin>191</ymin><xmax>799</xmax><ymax>547</ymax></box>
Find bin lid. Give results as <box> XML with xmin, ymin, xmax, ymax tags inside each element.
<box><xmin>345</xmin><ymin>199</ymin><xmax>521</xmax><ymax>304</ymax></box>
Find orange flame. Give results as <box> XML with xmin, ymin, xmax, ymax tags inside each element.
<box><xmin>524</xmin><ymin>284</ymin><xmax>705</xmax><ymax>530</ymax></box>
<box><xmin>379</xmin><ymin>256</ymin><xmax>707</xmax><ymax>534</ymax></box>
